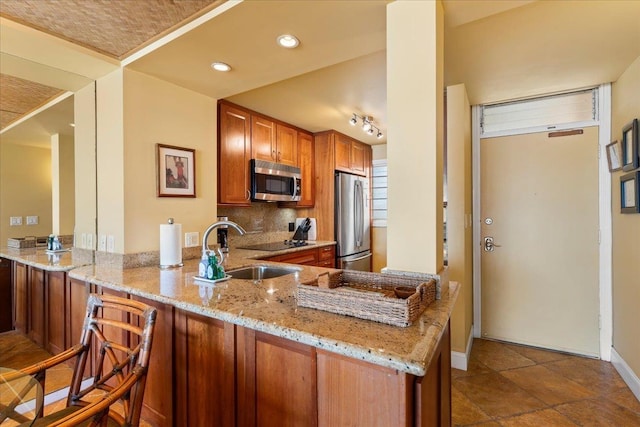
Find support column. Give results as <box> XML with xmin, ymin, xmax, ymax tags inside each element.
<box><xmin>386</xmin><ymin>0</ymin><xmax>444</xmax><ymax>274</ymax></box>
<box><xmin>51</xmin><ymin>133</ymin><xmax>75</xmax><ymax>235</ymax></box>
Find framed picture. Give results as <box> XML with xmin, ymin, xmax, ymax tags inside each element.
<box><xmin>605</xmin><ymin>140</ymin><xmax>622</xmax><ymax>172</ymax></box>
<box><xmin>620</xmin><ymin>171</ymin><xmax>640</xmax><ymax>213</ymax></box>
<box><xmin>621</xmin><ymin>118</ymin><xmax>639</xmax><ymax>172</ymax></box>
<box><xmin>157</xmin><ymin>144</ymin><xmax>196</xmax><ymax>197</ymax></box>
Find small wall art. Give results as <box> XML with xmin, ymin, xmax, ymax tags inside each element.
<box><xmin>605</xmin><ymin>140</ymin><xmax>622</xmax><ymax>172</ymax></box>
<box><xmin>157</xmin><ymin>144</ymin><xmax>196</xmax><ymax>197</ymax></box>
<box><xmin>620</xmin><ymin>171</ymin><xmax>640</xmax><ymax>214</ymax></box>
<box><xmin>621</xmin><ymin>118</ymin><xmax>639</xmax><ymax>172</ymax></box>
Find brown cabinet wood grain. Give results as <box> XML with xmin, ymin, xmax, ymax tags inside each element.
<box><xmin>350</xmin><ymin>139</ymin><xmax>366</xmax><ymax>175</ymax></box>
<box><xmin>218</xmin><ymin>102</ymin><xmax>252</xmax><ymax>206</ymax></box>
<box><xmin>262</xmin><ymin>245</ymin><xmax>335</xmax><ymax>268</ymax></box>
<box><xmin>0</xmin><ymin>258</ymin><xmax>11</xmax><ymax>332</ymax></box>
<box><xmin>251</xmin><ymin>115</ymin><xmax>276</xmax><ymax>163</ymax></box>
<box><xmin>13</xmin><ymin>261</ymin><xmax>28</xmax><ymax>333</ymax></box>
<box><xmin>275</xmin><ymin>123</ymin><xmax>298</xmax><ymax>167</ymax></box>
<box><xmin>296</xmin><ymin>132</ymin><xmax>315</xmax><ymax>207</ymax></box>
<box><xmin>174</xmin><ymin>309</ymin><xmax>235</xmax><ymax>427</ymax></box>
<box><xmin>237</xmin><ymin>327</ymin><xmax>318</xmax><ymax>427</ymax></box>
<box><xmin>28</xmin><ymin>267</ymin><xmax>45</xmax><ymax>346</ymax></box>
<box><xmin>334</xmin><ymin>133</ymin><xmax>351</xmax><ymax>172</ymax></box>
<box><xmin>45</xmin><ymin>271</ymin><xmax>66</xmax><ymax>355</ymax></box>
<box><xmin>131</xmin><ymin>294</ymin><xmax>175</xmax><ymax>427</ymax></box>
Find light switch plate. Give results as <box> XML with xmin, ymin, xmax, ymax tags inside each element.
<box><xmin>10</xmin><ymin>216</ymin><xmax>22</xmax><ymax>226</ymax></box>
<box><xmin>99</xmin><ymin>235</ymin><xmax>107</xmax><ymax>251</ymax></box>
<box><xmin>86</xmin><ymin>234</ymin><xmax>94</xmax><ymax>250</ymax></box>
<box><xmin>26</xmin><ymin>215</ymin><xmax>39</xmax><ymax>225</ymax></box>
<box><xmin>107</xmin><ymin>235</ymin><xmax>115</xmax><ymax>253</ymax></box>
<box><xmin>184</xmin><ymin>232</ymin><xmax>199</xmax><ymax>248</ymax></box>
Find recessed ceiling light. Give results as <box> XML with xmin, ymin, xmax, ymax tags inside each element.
<box><xmin>277</xmin><ymin>34</ymin><xmax>300</xmax><ymax>49</ymax></box>
<box><xmin>211</xmin><ymin>62</ymin><xmax>231</xmax><ymax>72</ymax></box>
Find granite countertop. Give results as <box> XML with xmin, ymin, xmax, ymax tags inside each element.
<box><xmin>69</xmin><ymin>245</ymin><xmax>459</xmax><ymax>376</ymax></box>
<box><xmin>0</xmin><ymin>246</ymin><xmax>91</xmax><ymax>271</ymax></box>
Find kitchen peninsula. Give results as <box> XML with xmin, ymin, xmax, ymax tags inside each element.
<box><xmin>3</xmin><ymin>244</ymin><xmax>457</xmax><ymax>426</ymax></box>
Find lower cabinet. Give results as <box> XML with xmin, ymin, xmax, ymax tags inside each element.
<box><xmin>13</xmin><ymin>262</ymin><xmax>28</xmax><ymax>334</ymax></box>
<box><xmin>45</xmin><ymin>271</ymin><xmax>66</xmax><ymax>355</ymax></box>
<box><xmin>263</xmin><ymin>245</ymin><xmax>335</xmax><ymax>268</ymax></box>
<box><xmin>28</xmin><ymin>267</ymin><xmax>45</xmax><ymax>346</ymax></box>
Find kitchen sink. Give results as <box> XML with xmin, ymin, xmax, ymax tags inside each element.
<box><xmin>227</xmin><ymin>265</ymin><xmax>301</xmax><ymax>280</ymax></box>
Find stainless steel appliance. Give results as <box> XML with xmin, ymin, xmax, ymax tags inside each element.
<box><xmin>335</xmin><ymin>172</ymin><xmax>371</xmax><ymax>271</ymax></box>
<box><xmin>250</xmin><ymin>159</ymin><xmax>301</xmax><ymax>202</ymax></box>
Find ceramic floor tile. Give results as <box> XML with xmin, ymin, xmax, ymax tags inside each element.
<box><xmin>470</xmin><ymin>339</ymin><xmax>536</xmax><ymax>372</ymax></box>
<box><xmin>498</xmin><ymin>408</ymin><xmax>580</xmax><ymax>426</ymax></box>
<box><xmin>604</xmin><ymin>387</ymin><xmax>640</xmax><ymax>416</ymax></box>
<box><xmin>454</xmin><ymin>372</ymin><xmax>546</xmax><ymax>418</ymax></box>
<box><xmin>452</xmin><ymin>357</ymin><xmax>493</xmax><ymax>379</ymax></box>
<box><xmin>544</xmin><ymin>357</ymin><xmax>628</xmax><ymax>395</ymax></box>
<box><xmin>555</xmin><ymin>397</ymin><xmax>640</xmax><ymax>426</ymax></box>
<box><xmin>501</xmin><ymin>364</ymin><xmax>597</xmax><ymax>405</ymax></box>
<box><xmin>451</xmin><ymin>384</ymin><xmax>492</xmax><ymax>426</ymax></box>
<box><xmin>503</xmin><ymin>342</ymin><xmax>573</xmax><ymax>364</ymax></box>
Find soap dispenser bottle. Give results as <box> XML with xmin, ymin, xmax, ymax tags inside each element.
<box><xmin>198</xmin><ymin>251</ymin><xmax>209</xmax><ymax>278</ymax></box>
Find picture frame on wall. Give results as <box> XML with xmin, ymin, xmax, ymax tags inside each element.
<box><xmin>620</xmin><ymin>171</ymin><xmax>640</xmax><ymax>214</ymax></box>
<box><xmin>621</xmin><ymin>118</ymin><xmax>639</xmax><ymax>172</ymax></box>
<box><xmin>605</xmin><ymin>140</ymin><xmax>623</xmax><ymax>172</ymax></box>
<box><xmin>157</xmin><ymin>144</ymin><xmax>196</xmax><ymax>197</ymax></box>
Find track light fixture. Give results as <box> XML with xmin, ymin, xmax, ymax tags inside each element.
<box><xmin>348</xmin><ymin>113</ymin><xmax>383</xmax><ymax>139</ymax></box>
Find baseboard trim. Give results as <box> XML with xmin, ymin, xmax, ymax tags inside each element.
<box><xmin>451</xmin><ymin>327</ymin><xmax>474</xmax><ymax>371</ymax></box>
<box><xmin>611</xmin><ymin>347</ymin><xmax>640</xmax><ymax>402</ymax></box>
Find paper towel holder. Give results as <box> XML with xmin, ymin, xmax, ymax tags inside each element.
<box><xmin>160</xmin><ymin>218</ymin><xmax>184</xmax><ymax>269</ymax></box>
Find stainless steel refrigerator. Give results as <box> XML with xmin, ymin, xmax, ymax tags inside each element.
<box><xmin>335</xmin><ymin>172</ymin><xmax>371</xmax><ymax>271</ymax></box>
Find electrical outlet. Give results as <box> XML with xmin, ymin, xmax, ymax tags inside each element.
<box><xmin>26</xmin><ymin>215</ymin><xmax>39</xmax><ymax>225</ymax></box>
<box><xmin>99</xmin><ymin>235</ymin><xmax>107</xmax><ymax>251</ymax></box>
<box><xmin>185</xmin><ymin>232</ymin><xmax>199</xmax><ymax>248</ymax></box>
<box><xmin>81</xmin><ymin>233</ymin><xmax>87</xmax><ymax>248</ymax></box>
<box><xmin>107</xmin><ymin>235</ymin><xmax>115</xmax><ymax>253</ymax></box>
<box><xmin>10</xmin><ymin>216</ymin><xmax>22</xmax><ymax>226</ymax></box>
<box><xmin>288</xmin><ymin>222</ymin><xmax>295</xmax><ymax>232</ymax></box>
<box><xmin>86</xmin><ymin>234</ymin><xmax>94</xmax><ymax>250</ymax></box>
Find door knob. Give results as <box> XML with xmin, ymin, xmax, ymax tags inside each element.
<box><xmin>484</xmin><ymin>236</ymin><xmax>501</xmax><ymax>252</ymax></box>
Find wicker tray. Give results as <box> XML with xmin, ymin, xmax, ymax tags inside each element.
<box><xmin>297</xmin><ymin>270</ymin><xmax>436</xmax><ymax>327</ymax></box>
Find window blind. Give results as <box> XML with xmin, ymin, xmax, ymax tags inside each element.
<box><xmin>372</xmin><ymin>160</ymin><xmax>387</xmax><ymax>227</ymax></box>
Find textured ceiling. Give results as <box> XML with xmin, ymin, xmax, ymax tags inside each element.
<box><xmin>0</xmin><ymin>0</ymin><xmax>223</xmax><ymax>131</ymax></box>
<box><xmin>0</xmin><ymin>74</ymin><xmax>64</xmax><ymax>130</ymax></box>
<box><xmin>0</xmin><ymin>0</ymin><xmax>224</xmax><ymax>59</ymax></box>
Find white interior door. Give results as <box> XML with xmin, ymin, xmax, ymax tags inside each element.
<box><xmin>480</xmin><ymin>127</ymin><xmax>600</xmax><ymax>356</ymax></box>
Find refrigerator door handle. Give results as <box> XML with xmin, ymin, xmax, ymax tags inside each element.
<box><xmin>354</xmin><ymin>180</ymin><xmax>363</xmax><ymax>247</ymax></box>
<box><xmin>344</xmin><ymin>252</ymin><xmax>372</xmax><ymax>264</ymax></box>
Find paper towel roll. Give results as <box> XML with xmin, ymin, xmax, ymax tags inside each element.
<box><xmin>160</xmin><ymin>222</ymin><xmax>183</xmax><ymax>268</ymax></box>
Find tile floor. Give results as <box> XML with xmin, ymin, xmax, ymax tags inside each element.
<box><xmin>453</xmin><ymin>339</ymin><xmax>640</xmax><ymax>426</ymax></box>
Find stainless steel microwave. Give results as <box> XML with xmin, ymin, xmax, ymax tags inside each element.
<box><xmin>250</xmin><ymin>159</ymin><xmax>301</xmax><ymax>202</ymax></box>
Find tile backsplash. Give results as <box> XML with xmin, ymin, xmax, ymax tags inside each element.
<box><xmin>218</xmin><ymin>203</ymin><xmax>298</xmax><ymax>246</ymax></box>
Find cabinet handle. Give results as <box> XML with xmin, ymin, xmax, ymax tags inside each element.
<box><xmin>277</xmin><ymin>152</ymin><xmax>281</xmax><ymax>161</ymax></box>
<box><xmin>272</xmin><ymin>150</ymin><xmax>276</xmax><ymax>160</ymax></box>
<box><xmin>246</xmin><ymin>189</ymin><xmax>251</xmax><ymax>201</ymax></box>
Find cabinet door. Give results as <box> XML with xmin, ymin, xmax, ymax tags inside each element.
<box><xmin>175</xmin><ymin>309</ymin><xmax>235</xmax><ymax>427</ymax></box>
<box><xmin>317</xmin><ymin>246</ymin><xmax>335</xmax><ymax>268</ymax></box>
<box><xmin>46</xmin><ymin>271</ymin><xmax>66</xmax><ymax>355</ymax></box>
<box><xmin>218</xmin><ymin>102</ymin><xmax>252</xmax><ymax>206</ymax></box>
<box><xmin>13</xmin><ymin>262</ymin><xmax>28</xmax><ymax>333</ymax></box>
<box><xmin>252</xmin><ymin>115</ymin><xmax>276</xmax><ymax>162</ymax></box>
<box><xmin>0</xmin><ymin>258</ymin><xmax>11</xmax><ymax>332</ymax></box>
<box><xmin>334</xmin><ymin>133</ymin><xmax>351</xmax><ymax>172</ymax></box>
<box><xmin>297</xmin><ymin>132</ymin><xmax>315</xmax><ymax>207</ymax></box>
<box><xmin>276</xmin><ymin>124</ymin><xmax>298</xmax><ymax>167</ymax></box>
<box><xmin>266</xmin><ymin>248</ymin><xmax>318</xmax><ymax>266</ymax></box>
<box><xmin>350</xmin><ymin>141</ymin><xmax>366</xmax><ymax>176</ymax></box>
<box><xmin>66</xmin><ymin>277</ymin><xmax>91</xmax><ymax>374</ymax></box>
<box><xmin>131</xmin><ymin>295</ymin><xmax>174</xmax><ymax>427</ymax></box>
<box><xmin>237</xmin><ymin>327</ymin><xmax>317</xmax><ymax>427</ymax></box>
<box><xmin>317</xmin><ymin>350</ymin><xmax>412</xmax><ymax>427</ymax></box>
<box><xmin>28</xmin><ymin>267</ymin><xmax>45</xmax><ymax>346</ymax></box>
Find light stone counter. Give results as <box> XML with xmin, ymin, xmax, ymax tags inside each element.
<box><xmin>68</xmin><ymin>248</ymin><xmax>458</xmax><ymax>377</ymax></box>
<box><xmin>0</xmin><ymin>247</ymin><xmax>92</xmax><ymax>271</ymax></box>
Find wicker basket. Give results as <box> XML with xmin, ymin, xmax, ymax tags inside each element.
<box><xmin>297</xmin><ymin>270</ymin><xmax>436</xmax><ymax>327</ymax></box>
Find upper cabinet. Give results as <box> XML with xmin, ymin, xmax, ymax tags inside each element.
<box><xmin>251</xmin><ymin>116</ymin><xmax>298</xmax><ymax>167</ymax></box>
<box><xmin>323</xmin><ymin>131</ymin><xmax>370</xmax><ymax>177</ymax></box>
<box><xmin>218</xmin><ymin>100</ymin><xmax>311</xmax><ymax>207</ymax></box>
<box><xmin>218</xmin><ymin>102</ymin><xmax>252</xmax><ymax>206</ymax></box>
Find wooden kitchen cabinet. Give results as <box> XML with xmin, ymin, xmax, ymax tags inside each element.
<box><xmin>275</xmin><ymin>123</ymin><xmax>298</xmax><ymax>167</ymax></box>
<box><xmin>251</xmin><ymin>116</ymin><xmax>298</xmax><ymax>167</ymax></box>
<box><xmin>45</xmin><ymin>271</ymin><xmax>66</xmax><ymax>355</ymax></box>
<box><xmin>332</xmin><ymin>131</ymin><xmax>368</xmax><ymax>176</ymax></box>
<box><xmin>13</xmin><ymin>261</ymin><xmax>28</xmax><ymax>333</ymax></box>
<box><xmin>0</xmin><ymin>258</ymin><xmax>11</xmax><ymax>332</ymax></box>
<box><xmin>262</xmin><ymin>245</ymin><xmax>335</xmax><ymax>268</ymax></box>
<box><xmin>28</xmin><ymin>267</ymin><xmax>45</xmax><ymax>346</ymax></box>
<box><xmin>237</xmin><ymin>326</ymin><xmax>317</xmax><ymax>427</ymax></box>
<box><xmin>296</xmin><ymin>131</ymin><xmax>315</xmax><ymax>207</ymax></box>
<box><xmin>218</xmin><ymin>101</ymin><xmax>252</xmax><ymax>206</ymax></box>
<box><xmin>174</xmin><ymin>309</ymin><xmax>236</xmax><ymax>427</ymax></box>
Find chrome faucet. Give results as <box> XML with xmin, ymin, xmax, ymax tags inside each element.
<box><xmin>202</xmin><ymin>220</ymin><xmax>246</xmax><ymax>259</ymax></box>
